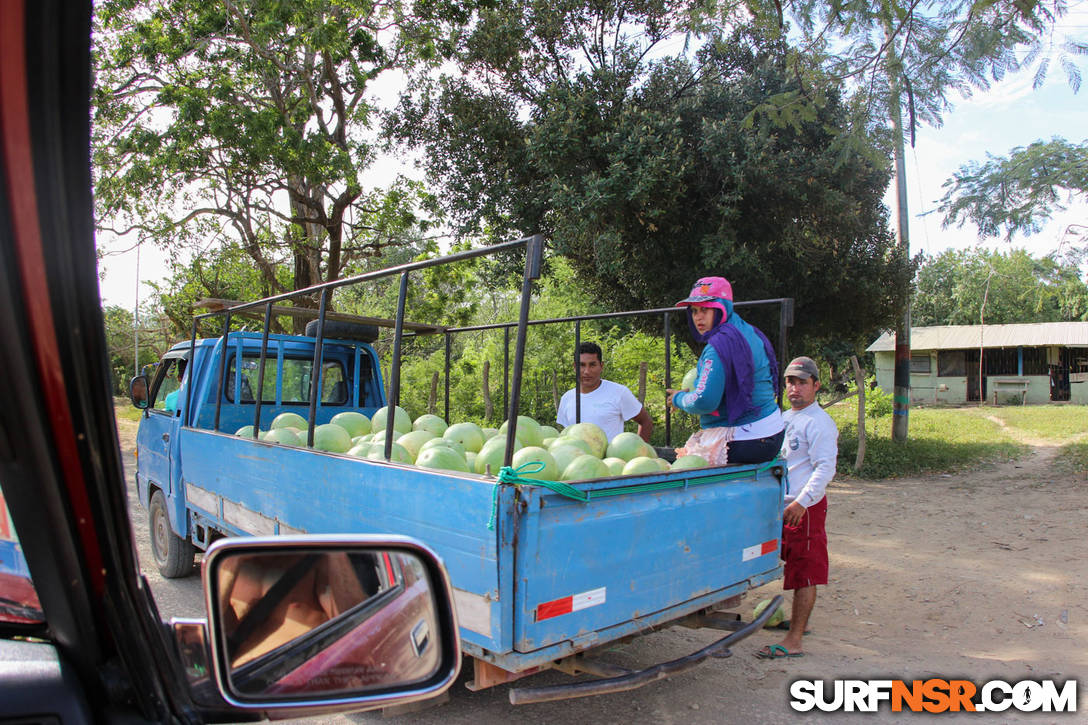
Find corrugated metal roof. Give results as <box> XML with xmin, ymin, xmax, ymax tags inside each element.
<box><xmin>866</xmin><ymin>322</ymin><xmax>1088</xmax><ymax>352</ymax></box>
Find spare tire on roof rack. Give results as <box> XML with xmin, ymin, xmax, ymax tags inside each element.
<box><xmin>305</xmin><ymin>319</ymin><xmax>380</xmax><ymax>343</ymax></box>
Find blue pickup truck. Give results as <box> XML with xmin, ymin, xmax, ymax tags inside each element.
<box><xmin>130</xmin><ymin>237</ymin><xmax>787</xmax><ymax>701</ymax></box>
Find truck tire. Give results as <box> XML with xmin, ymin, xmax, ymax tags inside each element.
<box><xmin>149</xmin><ymin>490</ymin><xmax>196</xmax><ymax>579</ymax></box>
<box><xmin>305</xmin><ymin>319</ymin><xmax>379</xmax><ymax>343</ymax></box>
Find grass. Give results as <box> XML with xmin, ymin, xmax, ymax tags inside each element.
<box><xmin>959</xmin><ymin>405</ymin><xmax>1088</xmax><ymax>442</ymax></box>
<box><xmin>113</xmin><ymin>396</ymin><xmax>144</xmax><ymax>422</ymax></box>
<box><xmin>825</xmin><ymin>400</ymin><xmax>1028</xmax><ymax>479</ymax></box>
<box><xmin>1056</xmin><ymin>442</ymin><xmax>1088</xmax><ymax>476</ymax></box>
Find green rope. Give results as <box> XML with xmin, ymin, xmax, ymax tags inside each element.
<box><xmin>487</xmin><ymin>458</ymin><xmax>784</xmax><ymax>530</ymax></box>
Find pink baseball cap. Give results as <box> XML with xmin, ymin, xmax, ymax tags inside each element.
<box><xmin>675</xmin><ymin>276</ymin><xmax>733</xmax><ymax>306</ymax></box>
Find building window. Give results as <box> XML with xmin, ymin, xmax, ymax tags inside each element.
<box><xmin>938</xmin><ymin>350</ymin><xmax>966</xmax><ymax>377</ymax></box>
<box><xmin>1022</xmin><ymin>347</ymin><xmax>1048</xmax><ymax>375</ymax></box>
<box><xmin>983</xmin><ymin>348</ymin><xmax>1018</xmax><ymax>376</ymax></box>
<box><xmin>910</xmin><ymin>354</ymin><xmax>931</xmax><ymax>374</ymax></box>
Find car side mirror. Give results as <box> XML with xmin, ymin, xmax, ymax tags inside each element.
<box><xmin>200</xmin><ymin>536</ymin><xmax>460</xmax><ymax>712</ymax></box>
<box><xmin>129</xmin><ymin>375</ymin><xmax>150</xmax><ymax>409</ymax></box>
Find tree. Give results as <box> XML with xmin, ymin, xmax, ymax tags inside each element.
<box><xmin>937</xmin><ymin>137</ymin><xmax>1088</xmax><ymax>240</ymax></box>
<box><xmin>912</xmin><ymin>247</ymin><xmax>1088</xmax><ymax>326</ymax></box>
<box><xmin>756</xmin><ymin>1</ymin><xmax>1074</xmax><ymax>132</ymax></box>
<box><xmin>93</xmin><ymin>0</ymin><xmax>459</xmax><ymax>306</ymax></box>
<box><xmin>101</xmin><ymin>305</ymin><xmax>175</xmax><ymax>395</ymax></box>
<box><xmin>392</xmin><ymin>19</ymin><xmax>915</xmax><ymax>349</ymax></box>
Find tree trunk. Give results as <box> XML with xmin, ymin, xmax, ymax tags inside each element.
<box><xmin>428</xmin><ymin>371</ymin><xmax>439</xmax><ymax>415</ymax></box>
<box><xmin>852</xmin><ymin>355</ymin><xmax>866</xmax><ymax>473</ymax></box>
<box><xmin>637</xmin><ymin>362</ymin><xmax>648</xmax><ymax>403</ymax></box>
<box><xmin>551</xmin><ymin>369</ymin><xmax>560</xmax><ymax>410</ymax></box>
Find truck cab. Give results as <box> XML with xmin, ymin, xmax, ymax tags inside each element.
<box><xmin>133</xmin><ymin>328</ymin><xmax>386</xmax><ymax>576</ymax></box>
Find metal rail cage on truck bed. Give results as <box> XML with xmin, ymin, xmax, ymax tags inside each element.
<box><xmin>170</xmin><ymin>235</ymin><xmax>791</xmax><ymax>703</ymax></box>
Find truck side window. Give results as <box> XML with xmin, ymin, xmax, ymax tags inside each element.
<box><xmin>153</xmin><ymin>358</ymin><xmax>186</xmax><ymax>412</ymax></box>
<box><xmin>322</xmin><ymin>363</ymin><xmax>348</xmax><ymax>405</ymax></box>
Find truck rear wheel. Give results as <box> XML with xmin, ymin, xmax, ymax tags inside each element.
<box><xmin>149</xmin><ymin>490</ymin><xmax>195</xmax><ymax>578</ymax></box>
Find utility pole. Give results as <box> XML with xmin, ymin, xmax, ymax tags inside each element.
<box><xmin>133</xmin><ymin>242</ymin><xmax>140</xmax><ymax>378</ymax></box>
<box><xmin>886</xmin><ymin>25</ymin><xmax>911</xmax><ymax>442</ymax></box>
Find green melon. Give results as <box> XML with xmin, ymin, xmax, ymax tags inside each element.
<box><xmin>271</xmin><ymin>412</ymin><xmax>308</xmax><ymax>430</ymax></box>
<box><xmin>671</xmin><ymin>454</ymin><xmax>709</xmax><ymax>470</ymax></box>
<box><xmin>396</xmin><ymin>430</ymin><xmax>436</xmax><ymax>460</ymax></box>
<box><xmin>607</xmin><ymin>432</ymin><xmax>649</xmax><ymax>461</ymax></box>
<box><xmin>264</xmin><ymin>427</ymin><xmax>301</xmax><ymax>446</ymax></box>
<box><xmin>549</xmin><ymin>442</ymin><xmax>589</xmax><ymax>476</ymax></box>
<box><xmin>420</xmin><ymin>437</ymin><xmax>466</xmax><ymax>458</ymax></box>
<box><xmin>474</xmin><ymin>435</ymin><xmax>523</xmax><ymax>475</ymax></box>
<box><xmin>680</xmin><ymin>366</ymin><xmax>698</xmax><ymax>392</ymax></box>
<box><xmin>602</xmin><ymin>457</ymin><xmax>627</xmax><ymax>476</ymax></box>
<box><xmin>560</xmin><ymin>422</ymin><xmax>608</xmax><ymax>458</ymax></box>
<box><xmin>621</xmin><ymin>456</ymin><xmax>662</xmax><ymax>476</ymax></box>
<box><xmin>413</xmin><ymin>414</ymin><xmax>448</xmax><ymax>437</ymax></box>
<box><xmin>444</xmin><ymin>422</ymin><xmax>485</xmax><ymax>453</ymax></box>
<box><xmin>415</xmin><ymin>446</ymin><xmax>470</xmax><ymax>473</ymax></box>
<box><xmin>511</xmin><ymin>446</ymin><xmax>559</xmax><ymax>481</ymax></box>
<box><xmin>499</xmin><ymin>415</ymin><xmax>543</xmax><ymax>448</ymax></box>
<box><xmin>366</xmin><ymin>441</ymin><xmax>413</xmax><ymax>464</ymax></box>
<box><xmin>561</xmin><ymin>454</ymin><xmax>610</xmax><ymax>481</ymax></box>
<box><xmin>312</xmin><ymin>423</ymin><xmax>352</xmax><ymax>453</ymax></box>
<box><xmin>330</xmin><ymin>411</ymin><xmax>371</xmax><ymax>437</ymax></box>
<box><xmin>371</xmin><ymin>405</ymin><xmax>412</xmax><ymax>435</ymax></box>
<box><xmin>753</xmin><ymin>598</ymin><xmax>785</xmax><ymax>628</ymax></box>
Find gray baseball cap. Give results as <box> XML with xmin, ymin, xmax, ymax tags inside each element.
<box><xmin>784</xmin><ymin>356</ymin><xmax>819</xmax><ymax>380</ymax></box>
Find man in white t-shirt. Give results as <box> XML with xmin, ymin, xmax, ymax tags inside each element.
<box><xmin>556</xmin><ymin>342</ymin><xmax>653</xmax><ymax>442</ymax></box>
<box><xmin>757</xmin><ymin>355</ymin><xmax>837</xmax><ymax>661</ymax></box>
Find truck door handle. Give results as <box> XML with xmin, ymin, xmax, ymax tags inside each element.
<box><xmin>161</xmin><ymin>433</ymin><xmax>170</xmax><ymax>443</ymax></box>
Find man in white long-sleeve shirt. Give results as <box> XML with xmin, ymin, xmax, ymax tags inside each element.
<box><xmin>758</xmin><ymin>356</ymin><xmax>837</xmax><ymax>660</ymax></box>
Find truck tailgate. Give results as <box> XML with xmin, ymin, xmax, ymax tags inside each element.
<box><xmin>511</xmin><ymin>462</ymin><xmax>783</xmax><ymax>654</ymax></box>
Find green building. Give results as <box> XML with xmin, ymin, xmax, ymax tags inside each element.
<box><xmin>867</xmin><ymin>322</ymin><xmax>1088</xmax><ymax>405</ymax></box>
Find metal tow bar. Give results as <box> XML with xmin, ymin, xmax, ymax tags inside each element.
<box><xmin>508</xmin><ymin>594</ymin><xmax>785</xmax><ymax>705</ymax></box>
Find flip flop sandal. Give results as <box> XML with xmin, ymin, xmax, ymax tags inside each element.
<box><xmin>755</xmin><ymin>644</ymin><xmax>804</xmax><ymax>659</ymax></box>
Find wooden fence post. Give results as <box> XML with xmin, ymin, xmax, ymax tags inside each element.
<box><xmin>428</xmin><ymin>371</ymin><xmax>439</xmax><ymax>415</ymax></box>
<box><xmin>852</xmin><ymin>355</ymin><xmax>866</xmax><ymax>473</ymax></box>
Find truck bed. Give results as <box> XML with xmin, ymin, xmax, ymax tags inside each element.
<box><xmin>177</xmin><ymin>428</ymin><xmax>783</xmax><ymax>672</ymax></box>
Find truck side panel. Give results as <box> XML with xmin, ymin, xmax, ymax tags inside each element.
<box><xmin>177</xmin><ymin>428</ymin><xmax>510</xmax><ymax>653</ymax></box>
<box><xmin>512</xmin><ymin>464</ymin><xmax>783</xmax><ymax>652</ymax></box>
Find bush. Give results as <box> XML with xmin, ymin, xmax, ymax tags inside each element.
<box><xmin>864</xmin><ymin>384</ymin><xmax>894</xmax><ymax>419</ymax></box>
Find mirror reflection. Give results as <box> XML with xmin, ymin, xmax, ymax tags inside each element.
<box><xmin>214</xmin><ymin>548</ymin><xmax>441</xmax><ymax>698</ymax></box>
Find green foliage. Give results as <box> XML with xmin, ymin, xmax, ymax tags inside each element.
<box><xmin>863</xmin><ymin>384</ymin><xmax>894</xmax><ymax>419</ymax></box>
<box><xmin>827</xmin><ymin>402</ymin><xmax>1027</xmax><ymax>479</ymax></box>
<box><xmin>393</xmin><ymin>20</ymin><xmax>915</xmax><ymax>352</ymax></box>
<box><xmin>363</xmin><ymin>256</ymin><xmax>698</xmax><ymax>448</ymax></box>
<box><xmin>93</xmin><ymin>0</ymin><xmax>457</xmax><ymax>297</ymax></box>
<box><xmin>912</xmin><ymin>247</ymin><xmax>1088</xmax><ymax>326</ymax></box>
<box><xmin>938</xmin><ymin>138</ymin><xmax>1088</xmax><ymax>240</ymax></box>
<box><xmin>102</xmin><ymin>304</ymin><xmax>173</xmax><ymax>394</ymax></box>
<box><xmin>760</xmin><ymin>0</ymin><xmax>1071</xmax><ymax>130</ymax></box>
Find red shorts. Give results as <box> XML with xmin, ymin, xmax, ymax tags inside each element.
<box><xmin>781</xmin><ymin>496</ymin><xmax>828</xmax><ymax>590</ymax></box>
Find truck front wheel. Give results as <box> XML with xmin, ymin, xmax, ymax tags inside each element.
<box><xmin>149</xmin><ymin>490</ymin><xmax>195</xmax><ymax>578</ymax></box>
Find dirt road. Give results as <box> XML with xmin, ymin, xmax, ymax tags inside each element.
<box><xmin>116</xmin><ymin>415</ymin><xmax>1086</xmax><ymax>722</ymax></box>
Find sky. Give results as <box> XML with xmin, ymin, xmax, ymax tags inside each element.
<box><xmin>94</xmin><ymin>5</ymin><xmax>1088</xmax><ymax>311</ymax></box>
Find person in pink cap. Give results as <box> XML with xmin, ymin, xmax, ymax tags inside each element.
<box><xmin>666</xmin><ymin>276</ymin><xmax>784</xmax><ymax>464</ymax></box>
